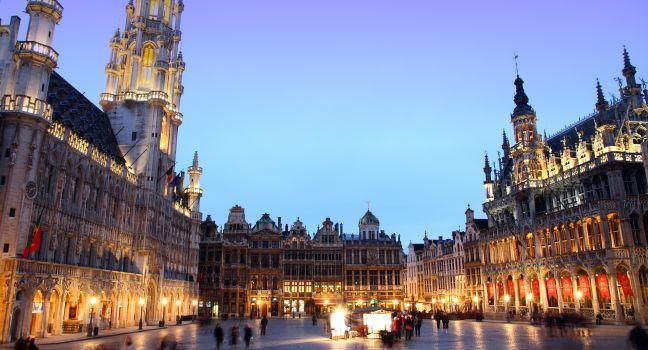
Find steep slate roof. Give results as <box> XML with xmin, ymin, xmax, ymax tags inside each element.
<box><xmin>474</xmin><ymin>219</ymin><xmax>489</xmax><ymax>230</ymax></box>
<box><xmin>47</xmin><ymin>72</ymin><xmax>124</xmax><ymax>164</ymax></box>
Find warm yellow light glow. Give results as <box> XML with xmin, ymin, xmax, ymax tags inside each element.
<box><xmin>162</xmin><ymin>298</ymin><xmax>168</xmax><ymax>306</ymax></box>
<box><xmin>192</xmin><ymin>299</ymin><xmax>198</xmax><ymax>306</ymax></box>
<box><xmin>176</xmin><ymin>300</ymin><xmax>182</xmax><ymax>306</ymax></box>
<box><xmin>363</xmin><ymin>311</ymin><xmax>392</xmax><ymax>334</ymax></box>
<box><xmin>324</xmin><ymin>299</ymin><xmax>329</xmax><ymax>306</ymax></box>
<box><xmin>139</xmin><ymin>297</ymin><xmax>145</xmax><ymax>306</ymax></box>
<box><xmin>575</xmin><ymin>290</ymin><xmax>583</xmax><ymax>300</ymax></box>
<box><xmin>525</xmin><ymin>294</ymin><xmax>533</xmax><ymax>302</ymax></box>
<box><xmin>432</xmin><ymin>298</ymin><xmax>437</xmax><ymax>304</ymax></box>
<box><xmin>472</xmin><ymin>296</ymin><xmax>479</xmax><ymax>303</ymax></box>
<box><xmin>504</xmin><ymin>294</ymin><xmax>511</xmax><ymax>303</ymax></box>
<box><xmin>393</xmin><ymin>299</ymin><xmax>399</xmax><ymax>305</ymax></box>
<box><xmin>89</xmin><ymin>296</ymin><xmax>97</xmax><ymax>306</ymax></box>
<box><xmin>330</xmin><ymin>307</ymin><xmax>348</xmax><ymax>338</ymax></box>
<box><xmin>356</xmin><ymin>299</ymin><xmax>363</xmax><ymax>305</ymax></box>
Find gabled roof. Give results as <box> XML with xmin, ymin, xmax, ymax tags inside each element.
<box><xmin>47</xmin><ymin>72</ymin><xmax>124</xmax><ymax>163</ymax></box>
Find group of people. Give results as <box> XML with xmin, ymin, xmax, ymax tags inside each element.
<box><xmin>12</xmin><ymin>337</ymin><xmax>38</xmax><ymax>350</ymax></box>
<box><xmin>213</xmin><ymin>316</ymin><xmax>268</xmax><ymax>348</ymax></box>
<box><xmin>391</xmin><ymin>313</ymin><xmax>423</xmax><ymax>340</ymax></box>
<box><xmin>434</xmin><ymin>310</ymin><xmax>450</xmax><ymax>329</ymax></box>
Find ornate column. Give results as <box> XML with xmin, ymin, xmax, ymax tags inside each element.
<box><xmin>41</xmin><ymin>299</ymin><xmax>51</xmax><ymax>338</ymax></box>
<box><xmin>608</xmin><ymin>272</ymin><xmax>624</xmax><ymax>322</ymax></box>
<box><xmin>513</xmin><ymin>274</ymin><xmax>521</xmax><ymax>312</ymax></box>
<box><xmin>539</xmin><ymin>274</ymin><xmax>549</xmax><ymax>312</ymax></box>
<box><xmin>600</xmin><ymin>215</ymin><xmax>612</xmax><ymax>250</ymax></box>
<box><xmin>589</xmin><ymin>273</ymin><xmax>600</xmax><ymax>316</ymax></box>
<box><xmin>619</xmin><ymin>219</ymin><xmax>634</xmax><ymax>247</ymax></box>
<box><xmin>555</xmin><ymin>272</ymin><xmax>564</xmax><ymax>313</ymax></box>
<box><xmin>571</xmin><ymin>272</ymin><xmax>580</xmax><ymax>311</ymax></box>
<box><xmin>582</xmin><ymin>219</ymin><xmax>591</xmax><ymax>251</ymax></box>
<box><xmin>628</xmin><ymin>269</ymin><xmax>645</xmax><ymax>323</ymax></box>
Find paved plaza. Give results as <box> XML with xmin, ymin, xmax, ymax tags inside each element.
<box><xmin>26</xmin><ymin>318</ymin><xmax>634</xmax><ymax>350</ymax></box>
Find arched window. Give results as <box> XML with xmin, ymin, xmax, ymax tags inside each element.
<box><xmin>525</xmin><ymin>233</ymin><xmax>535</xmax><ymax>259</ymax></box>
<box><xmin>639</xmin><ymin>267</ymin><xmax>648</xmax><ymax>304</ymax></box>
<box><xmin>608</xmin><ymin>214</ymin><xmax>622</xmax><ymax>248</ymax></box>
<box><xmin>141</xmin><ymin>44</ymin><xmax>155</xmax><ymax>83</ymax></box>
<box><xmin>149</xmin><ymin>0</ymin><xmax>160</xmax><ymax>18</ymax></box>
<box><xmin>630</xmin><ymin>214</ymin><xmax>642</xmax><ymax>246</ymax></box>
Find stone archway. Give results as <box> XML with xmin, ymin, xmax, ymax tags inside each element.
<box><xmin>9</xmin><ymin>307</ymin><xmax>21</xmax><ymax>342</ymax></box>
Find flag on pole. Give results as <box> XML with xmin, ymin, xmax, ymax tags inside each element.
<box><xmin>21</xmin><ymin>209</ymin><xmax>44</xmax><ymax>258</ymax></box>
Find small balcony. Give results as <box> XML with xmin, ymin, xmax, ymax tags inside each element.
<box><xmin>15</xmin><ymin>41</ymin><xmax>59</xmax><ymax>67</ymax></box>
<box><xmin>0</xmin><ymin>94</ymin><xmax>53</xmax><ymax>121</ymax></box>
<box><xmin>27</xmin><ymin>0</ymin><xmax>63</xmax><ymax>20</ymax></box>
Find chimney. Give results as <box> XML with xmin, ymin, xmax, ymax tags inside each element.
<box><xmin>277</xmin><ymin>217</ymin><xmax>282</xmax><ymax>232</ymax></box>
<box><xmin>340</xmin><ymin>223</ymin><xmax>344</xmax><ymax>234</ymax></box>
<box><xmin>334</xmin><ymin>223</ymin><xmax>339</xmax><ymax>234</ymax></box>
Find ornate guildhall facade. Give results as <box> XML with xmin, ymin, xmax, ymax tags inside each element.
<box><xmin>198</xmin><ymin>207</ymin><xmax>404</xmax><ymax>317</ymax></box>
<box><xmin>0</xmin><ymin>0</ymin><xmax>203</xmax><ymax>342</ymax></box>
<box><xmin>480</xmin><ymin>50</ymin><xmax>648</xmax><ymax>323</ymax></box>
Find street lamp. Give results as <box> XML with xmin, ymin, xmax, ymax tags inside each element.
<box><xmin>472</xmin><ymin>295</ymin><xmax>479</xmax><ymax>311</ymax></box>
<box><xmin>192</xmin><ymin>299</ymin><xmax>198</xmax><ymax>322</ymax></box>
<box><xmin>176</xmin><ymin>300</ymin><xmax>182</xmax><ymax>324</ymax></box>
<box><xmin>138</xmin><ymin>297</ymin><xmax>145</xmax><ymax>330</ymax></box>
<box><xmin>160</xmin><ymin>297</ymin><xmax>168</xmax><ymax>327</ymax></box>
<box><xmin>575</xmin><ymin>290</ymin><xmax>583</xmax><ymax>309</ymax></box>
<box><xmin>87</xmin><ymin>296</ymin><xmax>97</xmax><ymax>337</ymax></box>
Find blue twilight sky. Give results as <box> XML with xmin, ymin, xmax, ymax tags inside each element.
<box><xmin>2</xmin><ymin>0</ymin><xmax>648</xmax><ymax>244</ymax></box>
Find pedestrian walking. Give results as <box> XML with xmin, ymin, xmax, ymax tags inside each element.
<box><xmin>260</xmin><ymin>315</ymin><xmax>268</xmax><ymax>336</ymax></box>
<box><xmin>415</xmin><ymin>315</ymin><xmax>422</xmax><ymax>337</ymax></box>
<box><xmin>629</xmin><ymin>322</ymin><xmax>648</xmax><ymax>350</ymax></box>
<box><xmin>244</xmin><ymin>323</ymin><xmax>253</xmax><ymax>348</ymax></box>
<box><xmin>434</xmin><ymin>311</ymin><xmax>442</xmax><ymax>329</ymax></box>
<box><xmin>312</xmin><ymin>314</ymin><xmax>317</xmax><ymax>326</ymax></box>
<box><xmin>230</xmin><ymin>324</ymin><xmax>239</xmax><ymax>345</ymax></box>
<box><xmin>442</xmin><ymin>313</ymin><xmax>449</xmax><ymax>329</ymax></box>
<box><xmin>405</xmin><ymin>317</ymin><xmax>414</xmax><ymax>340</ymax></box>
<box><xmin>120</xmin><ymin>335</ymin><xmax>135</xmax><ymax>350</ymax></box>
<box><xmin>214</xmin><ymin>323</ymin><xmax>224</xmax><ymax>349</ymax></box>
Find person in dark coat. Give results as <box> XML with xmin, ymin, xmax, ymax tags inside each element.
<box><xmin>213</xmin><ymin>323</ymin><xmax>224</xmax><ymax>349</ymax></box>
<box><xmin>260</xmin><ymin>316</ymin><xmax>268</xmax><ymax>336</ymax></box>
<box><xmin>415</xmin><ymin>315</ymin><xmax>423</xmax><ymax>337</ymax></box>
<box><xmin>312</xmin><ymin>314</ymin><xmax>317</xmax><ymax>326</ymax></box>
<box><xmin>230</xmin><ymin>324</ymin><xmax>239</xmax><ymax>345</ymax></box>
<box><xmin>13</xmin><ymin>337</ymin><xmax>25</xmax><ymax>350</ymax></box>
<box><xmin>243</xmin><ymin>323</ymin><xmax>253</xmax><ymax>348</ymax></box>
<box><xmin>434</xmin><ymin>311</ymin><xmax>442</xmax><ymax>329</ymax></box>
<box><xmin>629</xmin><ymin>322</ymin><xmax>648</xmax><ymax>350</ymax></box>
<box><xmin>442</xmin><ymin>313</ymin><xmax>449</xmax><ymax>329</ymax></box>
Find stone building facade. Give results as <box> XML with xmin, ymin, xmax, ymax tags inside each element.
<box><xmin>198</xmin><ymin>207</ymin><xmax>404</xmax><ymax>317</ymax></box>
<box><xmin>0</xmin><ymin>0</ymin><xmax>202</xmax><ymax>342</ymax></box>
<box><xmin>480</xmin><ymin>50</ymin><xmax>648</xmax><ymax>323</ymax></box>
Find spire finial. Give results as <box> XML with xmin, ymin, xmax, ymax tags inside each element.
<box><xmin>595</xmin><ymin>78</ymin><xmax>609</xmax><ymax>112</ymax></box>
<box><xmin>192</xmin><ymin>151</ymin><xmax>199</xmax><ymax>167</ymax></box>
<box><xmin>622</xmin><ymin>46</ymin><xmax>638</xmax><ymax>89</ymax></box>
<box><xmin>514</xmin><ymin>53</ymin><xmax>520</xmax><ymax>77</ymax></box>
<box><xmin>366</xmin><ymin>200</ymin><xmax>371</xmax><ymax>211</ymax></box>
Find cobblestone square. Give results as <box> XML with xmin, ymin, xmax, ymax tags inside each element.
<box><xmin>35</xmin><ymin>318</ymin><xmax>632</xmax><ymax>350</ymax></box>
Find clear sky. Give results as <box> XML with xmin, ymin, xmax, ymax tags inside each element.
<box><xmin>2</xmin><ymin>0</ymin><xmax>647</xmax><ymax>244</ymax></box>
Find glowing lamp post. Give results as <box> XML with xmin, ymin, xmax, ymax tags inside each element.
<box><xmin>472</xmin><ymin>295</ymin><xmax>479</xmax><ymax>311</ymax></box>
<box><xmin>176</xmin><ymin>300</ymin><xmax>182</xmax><ymax>324</ymax></box>
<box><xmin>160</xmin><ymin>297</ymin><xmax>168</xmax><ymax>327</ymax></box>
<box><xmin>138</xmin><ymin>297</ymin><xmax>145</xmax><ymax>330</ymax></box>
<box><xmin>575</xmin><ymin>290</ymin><xmax>583</xmax><ymax>309</ymax></box>
<box><xmin>504</xmin><ymin>294</ymin><xmax>511</xmax><ymax>320</ymax></box>
<box><xmin>192</xmin><ymin>299</ymin><xmax>198</xmax><ymax>322</ymax></box>
<box><xmin>87</xmin><ymin>296</ymin><xmax>97</xmax><ymax>337</ymax></box>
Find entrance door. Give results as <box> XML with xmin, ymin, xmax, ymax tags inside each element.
<box><xmin>261</xmin><ymin>303</ymin><xmax>268</xmax><ymax>317</ymax></box>
<box><xmin>9</xmin><ymin>309</ymin><xmax>21</xmax><ymax>342</ymax></box>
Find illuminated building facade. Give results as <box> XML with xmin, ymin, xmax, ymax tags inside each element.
<box><xmin>198</xmin><ymin>208</ymin><xmax>404</xmax><ymax>317</ymax></box>
<box><xmin>0</xmin><ymin>0</ymin><xmax>202</xmax><ymax>343</ymax></box>
<box><xmin>480</xmin><ymin>50</ymin><xmax>648</xmax><ymax>323</ymax></box>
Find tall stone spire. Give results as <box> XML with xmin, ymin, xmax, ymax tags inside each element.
<box><xmin>595</xmin><ymin>78</ymin><xmax>609</xmax><ymax>112</ymax></box>
<box><xmin>502</xmin><ymin>129</ymin><xmax>510</xmax><ymax>158</ymax></box>
<box><xmin>623</xmin><ymin>46</ymin><xmax>637</xmax><ymax>88</ymax></box>
<box><xmin>512</xmin><ymin>75</ymin><xmax>535</xmax><ymax>118</ymax></box>
<box><xmin>483</xmin><ymin>151</ymin><xmax>492</xmax><ymax>183</ymax></box>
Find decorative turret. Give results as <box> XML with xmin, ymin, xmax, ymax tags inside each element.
<box><xmin>502</xmin><ymin>130</ymin><xmax>511</xmax><ymax>158</ymax></box>
<box><xmin>101</xmin><ymin>0</ymin><xmax>186</xmax><ymax>191</ymax></box>
<box><xmin>359</xmin><ymin>209</ymin><xmax>380</xmax><ymax>240</ymax></box>
<box><xmin>512</xmin><ymin>75</ymin><xmax>535</xmax><ymax>118</ymax></box>
<box><xmin>623</xmin><ymin>46</ymin><xmax>638</xmax><ymax>89</ymax></box>
<box><xmin>186</xmin><ymin>151</ymin><xmax>203</xmax><ymax>212</ymax></box>
<box><xmin>483</xmin><ymin>152</ymin><xmax>492</xmax><ymax>183</ymax></box>
<box><xmin>595</xmin><ymin>78</ymin><xmax>609</xmax><ymax>112</ymax></box>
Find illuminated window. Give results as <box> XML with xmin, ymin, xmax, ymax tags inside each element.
<box><xmin>149</xmin><ymin>0</ymin><xmax>160</xmax><ymax>18</ymax></box>
<box><xmin>141</xmin><ymin>44</ymin><xmax>155</xmax><ymax>83</ymax></box>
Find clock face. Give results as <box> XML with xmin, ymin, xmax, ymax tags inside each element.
<box><xmin>25</xmin><ymin>181</ymin><xmax>37</xmax><ymax>199</ymax></box>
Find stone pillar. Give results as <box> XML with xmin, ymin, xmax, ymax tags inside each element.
<box><xmin>555</xmin><ymin>274</ymin><xmax>564</xmax><ymax>313</ymax></box>
<box><xmin>572</xmin><ymin>274</ymin><xmax>581</xmax><ymax>311</ymax></box>
<box><xmin>41</xmin><ymin>300</ymin><xmax>50</xmax><ymax>338</ymax></box>
<box><xmin>600</xmin><ymin>216</ymin><xmax>612</xmax><ymax>250</ymax></box>
<box><xmin>636</xmin><ymin>216</ymin><xmax>648</xmax><ymax>247</ymax></box>
<box><xmin>619</xmin><ymin>219</ymin><xmax>634</xmax><ymax>247</ymax></box>
<box><xmin>513</xmin><ymin>276</ymin><xmax>521</xmax><ymax>312</ymax></box>
<box><xmin>539</xmin><ymin>276</ymin><xmax>549</xmax><ymax>312</ymax></box>
<box><xmin>590</xmin><ymin>274</ymin><xmax>600</xmax><ymax>316</ymax></box>
<box><xmin>628</xmin><ymin>270</ymin><xmax>645</xmax><ymax>323</ymax></box>
<box><xmin>609</xmin><ymin>273</ymin><xmax>624</xmax><ymax>322</ymax></box>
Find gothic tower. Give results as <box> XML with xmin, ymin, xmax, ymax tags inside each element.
<box><xmin>100</xmin><ymin>0</ymin><xmax>186</xmax><ymax>193</ymax></box>
<box><xmin>186</xmin><ymin>151</ymin><xmax>202</xmax><ymax>213</ymax></box>
<box><xmin>509</xmin><ymin>75</ymin><xmax>547</xmax><ymax>183</ymax></box>
<box><xmin>0</xmin><ymin>1</ymin><xmax>62</xmax><ymax>256</ymax></box>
